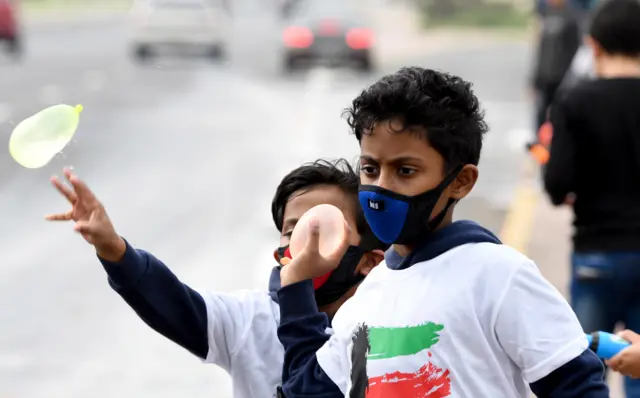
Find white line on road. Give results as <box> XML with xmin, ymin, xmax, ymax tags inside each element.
<box><xmin>303</xmin><ymin>67</ymin><xmax>334</xmax><ymax>100</ymax></box>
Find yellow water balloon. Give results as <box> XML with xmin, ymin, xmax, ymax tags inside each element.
<box><xmin>9</xmin><ymin>104</ymin><xmax>83</xmax><ymax>169</ymax></box>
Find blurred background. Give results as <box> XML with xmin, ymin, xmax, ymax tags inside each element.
<box><xmin>0</xmin><ymin>0</ymin><xmax>606</xmax><ymax>396</ymax></box>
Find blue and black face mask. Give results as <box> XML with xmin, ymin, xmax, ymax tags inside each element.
<box><xmin>358</xmin><ymin>166</ymin><xmax>462</xmax><ymax>245</ymax></box>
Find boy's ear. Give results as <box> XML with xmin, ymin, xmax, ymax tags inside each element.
<box><xmin>450</xmin><ymin>164</ymin><xmax>478</xmax><ymax>200</ymax></box>
<box><xmin>356</xmin><ymin>249</ymin><xmax>385</xmax><ymax>276</ymax></box>
<box><xmin>586</xmin><ymin>35</ymin><xmax>603</xmax><ymax>57</ymax></box>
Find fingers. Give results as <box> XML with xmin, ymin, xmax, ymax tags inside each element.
<box><xmin>64</xmin><ymin>169</ymin><xmax>98</xmax><ymax>204</ymax></box>
<box><xmin>74</xmin><ymin>220</ymin><xmax>94</xmax><ymax>235</ymax></box>
<box><xmin>619</xmin><ymin>329</ymin><xmax>640</xmax><ymax>344</ymax></box>
<box><xmin>607</xmin><ymin>355</ymin><xmax>622</xmax><ymax>372</ymax></box>
<box><xmin>50</xmin><ymin>176</ymin><xmax>77</xmax><ymax>204</ymax></box>
<box><xmin>280</xmin><ymin>257</ymin><xmax>291</xmax><ymax>266</ymax></box>
<box><xmin>608</xmin><ymin>345</ymin><xmax>640</xmax><ymax>378</ymax></box>
<box><xmin>45</xmin><ymin>210</ymin><xmax>73</xmax><ymax>221</ymax></box>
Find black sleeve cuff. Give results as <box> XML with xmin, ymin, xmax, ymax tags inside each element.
<box><xmin>277</xmin><ymin>279</ymin><xmax>319</xmax><ymax>321</ymax></box>
<box><xmin>99</xmin><ymin>239</ymin><xmax>148</xmax><ymax>289</ymax></box>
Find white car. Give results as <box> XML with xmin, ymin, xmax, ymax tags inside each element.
<box><xmin>129</xmin><ymin>0</ymin><xmax>231</xmax><ymax>62</ymax></box>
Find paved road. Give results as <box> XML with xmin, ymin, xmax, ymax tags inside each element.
<box><xmin>0</xmin><ymin>4</ymin><xmax>533</xmax><ymax>397</ymax></box>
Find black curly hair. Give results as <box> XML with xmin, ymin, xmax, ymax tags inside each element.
<box><xmin>271</xmin><ymin>158</ymin><xmax>388</xmax><ymax>251</ymax></box>
<box><xmin>344</xmin><ymin>67</ymin><xmax>488</xmax><ymax>173</ymax></box>
<box><xmin>589</xmin><ymin>0</ymin><xmax>640</xmax><ymax>57</ymax></box>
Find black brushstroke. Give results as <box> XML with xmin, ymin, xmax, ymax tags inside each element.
<box><xmin>349</xmin><ymin>323</ymin><xmax>370</xmax><ymax>398</ymax></box>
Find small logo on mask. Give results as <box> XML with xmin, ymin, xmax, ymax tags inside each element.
<box><xmin>368</xmin><ymin>199</ymin><xmax>384</xmax><ymax>211</ymax></box>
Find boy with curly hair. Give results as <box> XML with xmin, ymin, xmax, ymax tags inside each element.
<box><xmin>276</xmin><ymin>67</ymin><xmax>609</xmax><ymax>397</ymax></box>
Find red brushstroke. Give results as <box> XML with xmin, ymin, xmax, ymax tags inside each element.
<box><xmin>366</xmin><ymin>354</ymin><xmax>451</xmax><ymax>398</ymax></box>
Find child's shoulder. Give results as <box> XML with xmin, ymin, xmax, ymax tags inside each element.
<box><xmin>462</xmin><ymin>242</ymin><xmax>536</xmax><ymax>274</ymax></box>
<box><xmin>195</xmin><ymin>288</ymin><xmax>277</xmax><ymax>314</ymax></box>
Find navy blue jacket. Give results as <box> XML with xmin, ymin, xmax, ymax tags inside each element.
<box><xmin>100</xmin><ymin>241</ymin><xmax>211</xmax><ymax>359</ymax></box>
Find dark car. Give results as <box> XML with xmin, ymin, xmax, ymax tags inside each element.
<box><xmin>0</xmin><ymin>0</ymin><xmax>20</xmax><ymax>57</ymax></box>
<box><xmin>280</xmin><ymin>0</ymin><xmax>375</xmax><ymax>73</ymax></box>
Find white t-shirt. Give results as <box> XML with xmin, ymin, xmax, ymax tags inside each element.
<box><xmin>195</xmin><ymin>289</ymin><xmax>284</xmax><ymax>398</ymax></box>
<box><xmin>316</xmin><ymin>243</ymin><xmax>588</xmax><ymax>397</ymax></box>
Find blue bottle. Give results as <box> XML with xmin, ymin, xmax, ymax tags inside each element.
<box><xmin>586</xmin><ymin>331</ymin><xmax>631</xmax><ymax>359</ymax></box>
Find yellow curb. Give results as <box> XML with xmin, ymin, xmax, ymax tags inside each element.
<box><xmin>498</xmin><ymin>159</ymin><xmax>539</xmax><ymax>255</ymax></box>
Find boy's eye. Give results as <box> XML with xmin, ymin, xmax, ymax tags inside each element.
<box><xmin>283</xmin><ymin>230</ymin><xmax>293</xmax><ymax>238</ymax></box>
<box><xmin>361</xmin><ymin>165</ymin><xmax>378</xmax><ymax>175</ymax></box>
<box><xmin>398</xmin><ymin>167</ymin><xmax>416</xmax><ymax>176</ymax></box>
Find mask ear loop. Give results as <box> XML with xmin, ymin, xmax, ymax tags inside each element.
<box><xmin>427</xmin><ymin>198</ymin><xmax>458</xmax><ymax>231</ymax></box>
<box><xmin>425</xmin><ymin>165</ymin><xmax>464</xmax><ymax>231</ymax></box>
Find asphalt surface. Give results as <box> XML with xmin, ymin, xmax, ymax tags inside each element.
<box><xmin>0</xmin><ymin>3</ymin><xmax>532</xmax><ymax>397</ymax></box>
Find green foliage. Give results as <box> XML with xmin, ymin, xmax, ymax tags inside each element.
<box><xmin>419</xmin><ymin>1</ymin><xmax>532</xmax><ymax>28</ymax></box>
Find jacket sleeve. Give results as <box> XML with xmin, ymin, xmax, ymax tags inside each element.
<box><xmin>544</xmin><ymin>95</ymin><xmax>577</xmax><ymax>205</ymax></box>
<box><xmin>530</xmin><ymin>350</ymin><xmax>609</xmax><ymax>398</ymax></box>
<box><xmin>277</xmin><ymin>280</ymin><xmax>346</xmax><ymax>397</ymax></box>
<box><xmin>100</xmin><ymin>239</ymin><xmax>248</xmax><ymax>369</ymax></box>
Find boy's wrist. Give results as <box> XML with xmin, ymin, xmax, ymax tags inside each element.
<box><xmin>96</xmin><ymin>236</ymin><xmax>127</xmax><ymax>263</ymax></box>
<box><xmin>280</xmin><ymin>266</ymin><xmax>308</xmax><ymax>287</ymax></box>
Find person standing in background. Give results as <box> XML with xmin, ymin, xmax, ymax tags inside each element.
<box><xmin>544</xmin><ymin>0</ymin><xmax>640</xmax><ymax>395</ymax></box>
<box><xmin>530</xmin><ymin>0</ymin><xmax>581</xmax><ymax>131</ymax></box>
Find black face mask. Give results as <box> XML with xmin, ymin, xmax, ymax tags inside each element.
<box><xmin>275</xmin><ymin>245</ymin><xmax>366</xmax><ymax>307</ymax></box>
<box><xmin>358</xmin><ymin>166</ymin><xmax>463</xmax><ymax>245</ymax></box>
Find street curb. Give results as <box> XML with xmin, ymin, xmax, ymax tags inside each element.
<box><xmin>498</xmin><ymin>158</ymin><xmax>539</xmax><ymax>254</ymax></box>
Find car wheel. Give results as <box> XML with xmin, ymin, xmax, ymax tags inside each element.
<box><xmin>283</xmin><ymin>55</ymin><xmax>298</xmax><ymax>74</ymax></box>
<box><xmin>133</xmin><ymin>45</ymin><xmax>153</xmax><ymax>63</ymax></box>
<box><xmin>7</xmin><ymin>36</ymin><xmax>22</xmax><ymax>58</ymax></box>
<box><xmin>207</xmin><ymin>44</ymin><xmax>225</xmax><ymax>61</ymax></box>
<box><xmin>357</xmin><ymin>56</ymin><xmax>373</xmax><ymax>73</ymax></box>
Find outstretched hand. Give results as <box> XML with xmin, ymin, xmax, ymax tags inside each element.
<box><xmin>607</xmin><ymin>330</ymin><xmax>640</xmax><ymax>379</ymax></box>
<box><xmin>280</xmin><ymin>218</ymin><xmax>351</xmax><ymax>287</ymax></box>
<box><xmin>46</xmin><ymin>168</ymin><xmax>125</xmax><ymax>262</ymax></box>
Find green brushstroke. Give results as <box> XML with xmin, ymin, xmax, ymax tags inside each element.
<box><xmin>367</xmin><ymin>322</ymin><xmax>444</xmax><ymax>360</ymax></box>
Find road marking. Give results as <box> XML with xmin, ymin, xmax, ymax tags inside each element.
<box><xmin>304</xmin><ymin>67</ymin><xmax>333</xmax><ymax>99</ymax></box>
<box><xmin>498</xmin><ymin>159</ymin><xmax>539</xmax><ymax>254</ymax></box>
<box><xmin>291</xmin><ymin>68</ymin><xmax>333</xmax><ymax>141</ymax></box>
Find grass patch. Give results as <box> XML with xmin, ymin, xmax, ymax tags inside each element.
<box><xmin>22</xmin><ymin>0</ymin><xmax>132</xmax><ymax>13</ymax></box>
<box><xmin>422</xmin><ymin>3</ymin><xmax>532</xmax><ymax>29</ymax></box>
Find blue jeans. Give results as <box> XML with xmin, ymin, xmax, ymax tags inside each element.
<box><xmin>571</xmin><ymin>252</ymin><xmax>640</xmax><ymax>397</ymax></box>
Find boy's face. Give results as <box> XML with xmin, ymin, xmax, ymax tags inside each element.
<box><xmin>278</xmin><ymin>184</ymin><xmax>383</xmax><ymax>318</ymax></box>
<box><xmin>279</xmin><ymin>184</ymin><xmax>361</xmax><ymax>248</ymax></box>
<box><xmin>359</xmin><ymin>120</ymin><xmax>477</xmax><ymax>225</ymax></box>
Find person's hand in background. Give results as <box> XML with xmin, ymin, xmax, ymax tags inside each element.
<box><xmin>607</xmin><ymin>330</ymin><xmax>640</xmax><ymax>378</ymax></box>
